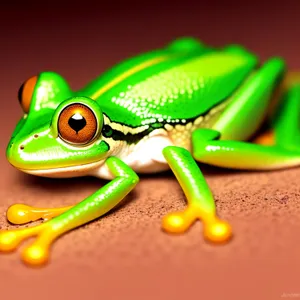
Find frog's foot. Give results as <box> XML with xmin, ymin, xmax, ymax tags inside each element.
<box><xmin>0</xmin><ymin>222</ymin><xmax>56</xmax><ymax>266</ymax></box>
<box><xmin>162</xmin><ymin>204</ymin><xmax>232</xmax><ymax>243</ymax></box>
<box><xmin>162</xmin><ymin>146</ymin><xmax>233</xmax><ymax>243</ymax></box>
<box><xmin>0</xmin><ymin>157</ymin><xmax>139</xmax><ymax>267</ymax></box>
<box><xmin>7</xmin><ymin>204</ymin><xmax>73</xmax><ymax>225</ymax></box>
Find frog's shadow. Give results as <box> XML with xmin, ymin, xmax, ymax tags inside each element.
<box><xmin>15</xmin><ymin>165</ymin><xmax>240</xmax><ymax>211</ymax></box>
<box><xmin>15</xmin><ymin>163</ymin><xmax>246</xmax><ymax>207</ymax></box>
<box><xmin>16</xmin><ymin>163</ymin><xmax>242</xmax><ymax>186</ymax></box>
<box><xmin>9</xmin><ymin>163</ymin><xmax>292</xmax><ymax>234</ymax></box>
<box><xmin>15</xmin><ymin>172</ymin><xmax>137</xmax><ymax>210</ymax></box>
<box><xmin>12</xmin><ymin>164</ymin><xmax>277</xmax><ymax>224</ymax></box>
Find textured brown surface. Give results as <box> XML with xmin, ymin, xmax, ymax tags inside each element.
<box><xmin>1</xmin><ymin>2</ymin><xmax>300</xmax><ymax>300</ymax></box>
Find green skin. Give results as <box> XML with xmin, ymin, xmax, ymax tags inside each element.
<box><xmin>2</xmin><ymin>37</ymin><xmax>300</xmax><ymax>266</ymax></box>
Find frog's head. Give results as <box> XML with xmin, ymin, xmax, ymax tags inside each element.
<box><xmin>6</xmin><ymin>72</ymin><xmax>110</xmax><ymax>178</ymax></box>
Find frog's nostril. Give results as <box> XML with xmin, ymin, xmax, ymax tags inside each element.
<box><xmin>20</xmin><ymin>145</ymin><xmax>25</xmax><ymax>150</ymax></box>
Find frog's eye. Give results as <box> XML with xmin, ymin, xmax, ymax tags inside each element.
<box><xmin>18</xmin><ymin>75</ymin><xmax>38</xmax><ymax>113</ymax></box>
<box><xmin>58</xmin><ymin>103</ymin><xmax>98</xmax><ymax>145</ymax></box>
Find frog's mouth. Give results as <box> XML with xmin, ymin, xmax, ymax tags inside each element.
<box><xmin>7</xmin><ymin>134</ymin><xmax>110</xmax><ymax>178</ymax></box>
<box><xmin>18</xmin><ymin>159</ymin><xmax>107</xmax><ymax>178</ymax></box>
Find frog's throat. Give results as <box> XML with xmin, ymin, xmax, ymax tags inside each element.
<box><xmin>18</xmin><ymin>159</ymin><xmax>106</xmax><ymax>178</ymax></box>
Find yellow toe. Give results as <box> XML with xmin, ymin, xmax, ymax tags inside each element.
<box><xmin>7</xmin><ymin>204</ymin><xmax>38</xmax><ymax>225</ymax></box>
<box><xmin>22</xmin><ymin>244</ymin><xmax>49</xmax><ymax>266</ymax></box>
<box><xmin>0</xmin><ymin>231</ymin><xmax>20</xmax><ymax>252</ymax></box>
<box><xmin>204</xmin><ymin>220</ymin><xmax>233</xmax><ymax>243</ymax></box>
<box><xmin>162</xmin><ymin>211</ymin><xmax>195</xmax><ymax>233</ymax></box>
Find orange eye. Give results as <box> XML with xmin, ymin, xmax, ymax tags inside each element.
<box><xmin>18</xmin><ymin>75</ymin><xmax>38</xmax><ymax>113</ymax></box>
<box><xmin>58</xmin><ymin>103</ymin><xmax>98</xmax><ymax>145</ymax></box>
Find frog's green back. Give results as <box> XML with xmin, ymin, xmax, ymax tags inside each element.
<box><xmin>78</xmin><ymin>38</ymin><xmax>258</xmax><ymax>128</ymax></box>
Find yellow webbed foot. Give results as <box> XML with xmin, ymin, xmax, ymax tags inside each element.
<box><xmin>162</xmin><ymin>204</ymin><xmax>232</xmax><ymax>243</ymax></box>
<box><xmin>7</xmin><ymin>204</ymin><xmax>73</xmax><ymax>225</ymax></box>
<box><xmin>0</xmin><ymin>223</ymin><xmax>57</xmax><ymax>266</ymax></box>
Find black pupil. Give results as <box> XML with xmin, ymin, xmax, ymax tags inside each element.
<box><xmin>68</xmin><ymin>113</ymin><xmax>87</xmax><ymax>134</ymax></box>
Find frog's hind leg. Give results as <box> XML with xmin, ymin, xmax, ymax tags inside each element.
<box><xmin>252</xmin><ymin>72</ymin><xmax>300</xmax><ymax>149</ymax></box>
<box><xmin>212</xmin><ymin>57</ymin><xmax>286</xmax><ymax>141</ymax></box>
<box><xmin>191</xmin><ymin>82</ymin><xmax>300</xmax><ymax>171</ymax></box>
<box><xmin>161</xmin><ymin>70</ymin><xmax>300</xmax><ymax>243</ymax></box>
<box><xmin>168</xmin><ymin>81</ymin><xmax>300</xmax><ymax>244</ymax></box>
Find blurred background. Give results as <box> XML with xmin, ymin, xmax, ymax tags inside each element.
<box><xmin>1</xmin><ymin>0</ymin><xmax>300</xmax><ymax>95</ymax></box>
<box><xmin>1</xmin><ymin>0</ymin><xmax>300</xmax><ymax>135</ymax></box>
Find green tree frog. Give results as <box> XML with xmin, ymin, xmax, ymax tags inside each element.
<box><xmin>1</xmin><ymin>37</ymin><xmax>300</xmax><ymax>267</ymax></box>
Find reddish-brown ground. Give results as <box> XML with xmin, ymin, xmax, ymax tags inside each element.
<box><xmin>1</xmin><ymin>2</ymin><xmax>300</xmax><ymax>299</ymax></box>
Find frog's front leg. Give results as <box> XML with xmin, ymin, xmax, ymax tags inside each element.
<box><xmin>0</xmin><ymin>157</ymin><xmax>139</xmax><ymax>266</ymax></box>
<box><xmin>162</xmin><ymin>146</ymin><xmax>232</xmax><ymax>243</ymax></box>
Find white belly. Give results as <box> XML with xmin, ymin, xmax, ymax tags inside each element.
<box><xmin>93</xmin><ymin>131</ymin><xmax>178</xmax><ymax>180</ymax></box>
<box><xmin>92</xmin><ymin>122</ymin><xmax>198</xmax><ymax>180</ymax></box>
<box><xmin>121</xmin><ymin>134</ymin><xmax>173</xmax><ymax>173</ymax></box>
